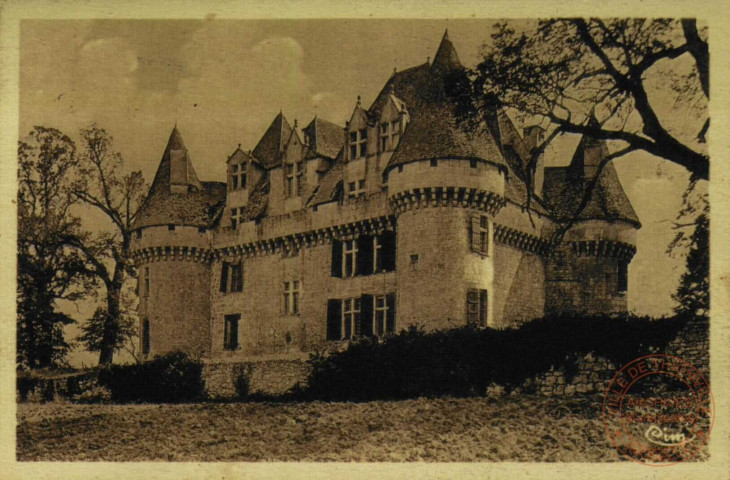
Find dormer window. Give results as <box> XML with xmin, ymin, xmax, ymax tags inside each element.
<box><xmin>286</xmin><ymin>160</ymin><xmax>303</xmax><ymax>197</ymax></box>
<box><xmin>379</xmin><ymin>121</ymin><xmax>401</xmax><ymax>152</ymax></box>
<box><xmin>230</xmin><ymin>163</ymin><xmax>247</xmax><ymax>191</ymax></box>
<box><xmin>348</xmin><ymin>179</ymin><xmax>366</xmax><ymax>199</ymax></box>
<box><xmin>230</xmin><ymin>207</ymin><xmax>242</xmax><ymax>229</ymax></box>
<box><xmin>349</xmin><ymin>128</ymin><xmax>367</xmax><ymax>159</ymax></box>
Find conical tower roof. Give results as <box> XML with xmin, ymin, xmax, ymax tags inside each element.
<box><xmin>132</xmin><ymin>125</ymin><xmax>226</xmax><ymax>230</ymax></box>
<box><xmin>148</xmin><ymin>125</ymin><xmax>203</xmax><ymax>194</ymax></box>
<box><xmin>431</xmin><ymin>30</ymin><xmax>462</xmax><ymax>72</ymax></box>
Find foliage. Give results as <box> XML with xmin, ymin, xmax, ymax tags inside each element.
<box><xmin>301</xmin><ymin>314</ymin><xmax>690</xmax><ymax>402</ymax></box>
<box><xmin>78</xmin><ymin>307</ymin><xmax>138</xmax><ymax>355</ymax></box>
<box><xmin>17</xmin><ymin>127</ymin><xmax>95</xmax><ymax>369</ymax></box>
<box><xmin>669</xmin><ymin>180</ymin><xmax>709</xmax><ymax>318</ymax></box>
<box><xmin>97</xmin><ymin>351</ymin><xmax>204</xmax><ymax>403</ymax></box>
<box><xmin>463</xmin><ymin>19</ymin><xmax>709</xmax><ymax>185</ymax></box>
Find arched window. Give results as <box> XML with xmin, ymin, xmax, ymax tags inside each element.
<box><xmin>142</xmin><ymin>319</ymin><xmax>150</xmax><ymax>355</ymax></box>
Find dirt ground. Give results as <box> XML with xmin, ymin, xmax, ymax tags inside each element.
<box><xmin>16</xmin><ymin>395</ymin><xmax>649</xmax><ymax>462</ymax></box>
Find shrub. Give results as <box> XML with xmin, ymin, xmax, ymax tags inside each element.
<box><xmin>301</xmin><ymin>313</ymin><xmax>690</xmax><ymax>402</ymax></box>
<box><xmin>98</xmin><ymin>351</ymin><xmax>204</xmax><ymax>403</ymax></box>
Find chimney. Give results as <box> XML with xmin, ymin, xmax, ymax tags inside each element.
<box><xmin>582</xmin><ymin>137</ymin><xmax>603</xmax><ymax>180</ymax></box>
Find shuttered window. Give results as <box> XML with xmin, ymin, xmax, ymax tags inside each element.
<box><xmin>470</xmin><ymin>215</ymin><xmax>490</xmax><ymax>255</ymax></box>
<box><xmin>220</xmin><ymin>262</ymin><xmax>243</xmax><ymax>293</ymax></box>
<box><xmin>466</xmin><ymin>288</ymin><xmax>488</xmax><ymax>327</ymax></box>
<box><xmin>332</xmin><ymin>230</ymin><xmax>396</xmax><ymax>278</ymax></box>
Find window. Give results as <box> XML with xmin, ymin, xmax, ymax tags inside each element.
<box><xmin>284</xmin><ymin>281</ymin><xmax>300</xmax><ymax>315</ymax></box>
<box><xmin>230</xmin><ymin>163</ymin><xmax>247</xmax><ymax>191</ymax></box>
<box><xmin>224</xmin><ymin>314</ymin><xmax>240</xmax><ymax>350</ymax></box>
<box><xmin>144</xmin><ymin>267</ymin><xmax>150</xmax><ymax>298</ymax></box>
<box><xmin>343</xmin><ymin>240</ymin><xmax>357</xmax><ymax>277</ymax></box>
<box><xmin>230</xmin><ymin>207</ymin><xmax>242</xmax><ymax>229</ymax></box>
<box><xmin>286</xmin><ymin>160</ymin><xmax>303</xmax><ymax>197</ymax></box>
<box><xmin>471</xmin><ymin>214</ymin><xmax>491</xmax><ymax>255</ymax></box>
<box><xmin>373</xmin><ymin>294</ymin><xmax>397</xmax><ymax>337</ymax></box>
<box><xmin>349</xmin><ymin>128</ymin><xmax>368</xmax><ymax>159</ymax></box>
<box><xmin>220</xmin><ymin>261</ymin><xmax>243</xmax><ymax>293</ymax></box>
<box><xmin>326</xmin><ymin>292</ymin><xmax>396</xmax><ymax>340</ymax></box>
<box><xmin>342</xmin><ymin>297</ymin><xmax>361</xmax><ymax>339</ymax></box>
<box><xmin>379</xmin><ymin>121</ymin><xmax>401</xmax><ymax>152</ymax></box>
<box><xmin>331</xmin><ymin>231</ymin><xmax>396</xmax><ymax>277</ymax></box>
<box><xmin>347</xmin><ymin>179</ymin><xmax>366</xmax><ymax>199</ymax></box>
<box><xmin>470</xmin><ymin>159</ymin><xmax>477</xmax><ymax>168</ymax></box>
<box><xmin>198</xmin><ymin>227</ymin><xmax>206</xmax><ymax>234</ymax></box>
<box><xmin>466</xmin><ymin>288</ymin><xmax>488</xmax><ymax>327</ymax></box>
<box><xmin>430</xmin><ymin>159</ymin><xmax>438</xmax><ymax>167</ymax></box>
<box><xmin>618</xmin><ymin>261</ymin><xmax>628</xmax><ymax>293</ymax></box>
<box><xmin>142</xmin><ymin>319</ymin><xmax>150</xmax><ymax>355</ymax></box>
<box><xmin>136</xmin><ymin>230</ymin><xmax>142</xmax><ymax>240</ymax></box>
<box><xmin>168</xmin><ymin>224</ymin><xmax>175</xmax><ymax>231</ymax></box>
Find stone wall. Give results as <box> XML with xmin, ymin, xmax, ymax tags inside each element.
<box><xmin>203</xmin><ymin>357</ymin><xmax>311</xmax><ymax>399</ymax></box>
<box><xmin>520</xmin><ymin>316</ymin><xmax>710</xmax><ymax>397</ymax></box>
<box><xmin>17</xmin><ymin>371</ymin><xmax>99</xmax><ymax>403</ymax></box>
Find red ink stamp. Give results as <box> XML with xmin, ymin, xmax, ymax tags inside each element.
<box><xmin>602</xmin><ymin>354</ymin><xmax>714</xmax><ymax>466</ymax></box>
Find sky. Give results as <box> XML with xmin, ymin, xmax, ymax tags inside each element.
<box><xmin>18</xmin><ymin>19</ymin><xmax>701</xmax><ymax>363</ymax></box>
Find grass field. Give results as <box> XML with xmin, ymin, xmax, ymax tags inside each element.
<box><xmin>16</xmin><ymin>395</ymin><xmax>636</xmax><ymax>462</ymax></box>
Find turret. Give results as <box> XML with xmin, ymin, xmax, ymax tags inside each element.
<box><xmin>543</xmin><ymin>131</ymin><xmax>641</xmax><ymax>315</ymax></box>
<box><xmin>130</xmin><ymin>125</ymin><xmax>226</xmax><ymax>358</ymax></box>
<box><xmin>382</xmin><ymin>32</ymin><xmax>509</xmax><ymax>330</ymax></box>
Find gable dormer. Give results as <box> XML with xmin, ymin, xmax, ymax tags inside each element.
<box><xmin>378</xmin><ymin>89</ymin><xmax>409</xmax><ymax>153</ymax></box>
<box><xmin>227</xmin><ymin>146</ymin><xmax>252</xmax><ymax>192</ymax></box>
<box><xmin>346</xmin><ymin>97</ymin><xmax>370</xmax><ymax>161</ymax></box>
<box><xmin>282</xmin><ymin>121</ymin><xmax>306</xmax><ymax>198</ymax></box>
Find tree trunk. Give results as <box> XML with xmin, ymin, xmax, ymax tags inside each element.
<box><xmin>98</xmin><ymin>264</ymin><xmax>124</xmax><ymax>366</ymax></box>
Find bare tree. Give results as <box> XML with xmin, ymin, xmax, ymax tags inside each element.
<box><xmin>70</xmin><ymin>125</ymin><xmax>147</xmax><ymax>366</ymax></box>
<box><xmin>463</xmin><ymin>19</ymin><xmax>708</xmax><ymax>182</ymax></box>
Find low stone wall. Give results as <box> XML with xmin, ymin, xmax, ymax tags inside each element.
<box><xmin>17</xmin><ymin>371</ymin><xmax>98</xmax><ymax>403</ymax></box>
<box><xmin>203</xmin><ymin>357</ymin><xmax>311</xmax><ymax>400</ymax></box>
<box><xmin>520</xmin><ymin>317</ymin><xmax>710</xmax><ymax>397</ymax></box>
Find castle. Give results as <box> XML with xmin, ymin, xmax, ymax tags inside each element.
<box><xmin>130</xmin><ymin>32</ymin><xmax>640</xmax><ymax>361</ymax></box>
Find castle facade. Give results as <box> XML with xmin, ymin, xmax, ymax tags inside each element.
<box><xmin>130</xmin><ymin>32</ymin><xmax>640</xmax><ymax>360</ymax></box>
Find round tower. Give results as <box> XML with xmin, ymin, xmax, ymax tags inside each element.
<box><xmin>130</xmin><ymin>126</ymin><xmax>226</xmax><ymax>358</ymax></box>
<box><xmin>543</xmin><ymin>133</ymin><xmax>641</xmax><ymax>316</ymax></box>
<box><xmin>387</xmin><ymin>153</ymin><xmax>507</xmax><ymax>330</ymax></box>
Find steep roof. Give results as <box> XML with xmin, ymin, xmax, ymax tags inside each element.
<box><xmin>303</xmin><ymin>116</ymin><xmax>344</xmax><ymax>160</ymax></box>
<box><xmin>133</xmin><ymin>126</ymin><xmax>226</xmax><ymax>230</ymax></box>
<box><xmin>252</xmin><ymin>112</ymin><xmax>292</xmax><ymax>168</ymax></box>
<box><xmin>381</xmin><ymin>33</ymin><xmax>507</xmax><ymax>173</ymax></box>
<box><xmin>543</xmin><ymin>135</ymin><xmax>641</xmax><ymax>227</ymax></box>
<box><xmin>430</xmin><ymin>30</ymin><xmax>462</xmax><ymax>72</ymax></box>
<box><xmin>387</xmin><ymin>103</ymin><xmax>505</xmax><ymax>169</ymax></box>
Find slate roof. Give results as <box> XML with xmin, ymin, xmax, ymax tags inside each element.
<box><xmin>380</xmin><ymin>36</ymin><xmax>508</xmax><ymax>172</ymax></box>
<box><xmin>303</xmin><ymin>117</ymin><xmax>344</xmax><ymax>160</ymax></box>
<box><xmin>133</xmin><ymin>126</ymin><xmax>226</xmax><ymax>230</ymax></box>
<box><xmin>307</xmin><ymin>157</ymin><xmax>344</xmax><ymax>207</ymax></box>
<box><xmin>543</xmin><ymin>135</ymin><xmax>641</xmax><ymax>227</ymax></box>
<box><xmin>252</xmin><ymin>112</ymin><xmax>292</xmax><ymax>168</ymax></box>
<box><xmin>241</xmin><ymin>174</ymin><xmax>269</xmax><ymax>221</ymax></box>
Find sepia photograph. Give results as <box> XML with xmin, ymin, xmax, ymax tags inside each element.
<box><xmin>5</xmin><ymin>5</ymin><xmax>725</xmax><ymax>477</ymax></box>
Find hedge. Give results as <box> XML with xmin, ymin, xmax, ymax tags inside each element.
<box><xmin>299</xmin><ymin>313</ymin><xmax>691</xmax><ymax>401</ymax></box>
<box><xmin>97</xmin><ymin>351</ymin><xmax>204</xmax><ymax>403</ymax></box>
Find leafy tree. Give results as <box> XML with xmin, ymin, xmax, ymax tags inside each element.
<box><xmin>459</xmin><ymin>19</ymin><xmax>709</xmax><ymax>215</ymax></box>
<box><xmin>669</xmin><ymin>180</ymin><xmax>709</xmax><ymax>318</ymax></box>
<box><xmin>70</xmin><ymin>125</ymin><xmax>147</xmax><ymax>366</ymax></box>
<box><xmin>17</xmin><ymin>127</ymin><xmax>95</xmax><ymax>369</ymax></box>
<box><xmin>78</xmin><ymin>306</ymin><xmax>140</xmax><ymax>363</ymax></box>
